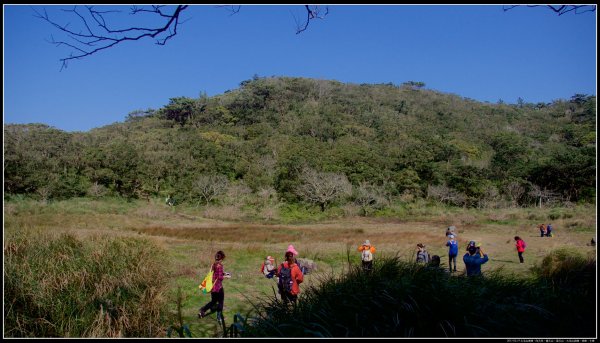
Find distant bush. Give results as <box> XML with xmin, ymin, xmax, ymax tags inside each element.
<box><xmin>4</xmin><ymin>230</ymin><xmax>169</xmax><ymax>337</ymax></box>
<box><xmin>240</xmin><ymin>253</ymin><xmax>596</xmax><ymax>337</ymax></box>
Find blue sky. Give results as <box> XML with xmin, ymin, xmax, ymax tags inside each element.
<box><xmin>4</xmin><ymin>5</ymin><xmax>597</xmax><ymax>132</ymax></box>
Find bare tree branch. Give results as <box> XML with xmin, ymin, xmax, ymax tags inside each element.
<box><xmin>295</xmin><ymin>5</ymin><xmax>329</xmax><ymax>34</ymax></box>
<box><xmin>503</xmin><ymin>5</ymin><xmax>596</xmax><ymax>16</ymax></box>
<box><xmin>33</xmin><ymin>5</ymin><xmax>189</xmax><ymax>70</ymax></box>
<box><xmin>215</xmin><ymin>5</ymin><xmax>241</xmax><ymax>16</ymax></box>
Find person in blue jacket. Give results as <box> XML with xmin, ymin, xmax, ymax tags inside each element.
<box><xmin>445</xmin><ymin>234</ymin><xmax>459</xmax><ymax>272</ymax></box>
<box><xmin>546</xmin><ymin>223</ymin><xmax>553</xmax><ymax>237</ymax></box>
<box><xmin>463</xmin><ymin>245</ymin><xmax>489</xmax><ymax>276</ymax></box>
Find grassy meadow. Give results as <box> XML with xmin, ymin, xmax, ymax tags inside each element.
<box><xmin>3</xmin><ymin>197</ymin><xmax>597</xmax><ymax>337</ymax></box>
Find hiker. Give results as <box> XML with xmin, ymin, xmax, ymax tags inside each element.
<box><xmin>445</xmin><ymin>225</ymin><xmax>456</xmax><ymax>238</ymax></box>
<box><xmin>358</xmin><ymin>239</ymin><xmax>376</xmax><ymax>272</ymax></box>
<box><xmin>445</xmin><ymin>234</ymin><xmax>459</xmax><ymax>272</ymax></box>
<box><xmin>463</xmin><ymin>244</ymin><xmax>489</xmax><ymax>276</ymax></box>
<box><xmin>198</xmin><ymin>250</ymin><xmax>231</xmax><ymax>324</ymax></box>
<box><xmin>416</xmin><ymin>243</ymin><xmax>430</xmax><ymax>264</ymax></box>
<box><xmin>546</xmin><ymin>224</ymin><xmax>553</xmax><ymax>237</ymax></box>
<box><xmin>277</xmin><ymin>250</ymin><xmax>304</xmax><ymax>304</ymax></box>
<box><xmin>514</xmin><ymin>236</ymin><xmax>526</xmax><ymax>263</ymax></box>
<box><xmin>538</xmin><ymin>224</ymin><xmax>547</xmax><ymax>237</ymax></box>
<box><xmin>165</xmin><ymin>195</ymin><xmax>175</xmax><ymax>206</ymax></box>
<box><xmin>260</xmin><ymin>255</ymin><xmax>277</xmax><ymax>279</ymax></box>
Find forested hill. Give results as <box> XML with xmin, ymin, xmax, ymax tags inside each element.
<box><xmin>4</xmin><ymin>76</ymin><xmax>596</xmax><ymax>209</ymax></box>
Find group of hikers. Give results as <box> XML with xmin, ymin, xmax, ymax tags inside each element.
<box><xmin>197</xmin><ymin>223</ymin><xmax>549</xmax><ymax>323</ymax></box>
<box><xmin>357</xmin><ymin>223</ymin><xmax>541</xmax><ymax>275</ymax></box>
<box><xmin>198</xmin><ymin>245</ymin><xmax>305</xmax><ymax>324</ymax></box>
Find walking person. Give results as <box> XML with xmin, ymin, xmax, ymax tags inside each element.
<box><xmin>277</xmin><ymin>251</ymin><xmax>304</xmax><ymax>305</ymax></box>
<box><xmin>445</xmin><ymin>234</ymin><xmax>459</xmax><ymax>272</ymax></box>
<box><xmin>358</xmin><ymin>239</ymin><xmax>376</xmax><ymax>272</ymax></box>
<box><xmin>416</xmin><ymin>243</ymin><xmax>430</xmax><ymax>264</ymax></box>
<box><xmin>198</xmin><ymin>251</ymin><xmax>230</xmax><ymax>324</ymax></box>
<box><xmin>463</xmin><ymin>244</ymin><xmax>489</xmax><ymax>276</ymax></box>
<box><xmin>514</xmin><ymin>236</ymin><xmax>526</xmax><ymax>263</ymax></box>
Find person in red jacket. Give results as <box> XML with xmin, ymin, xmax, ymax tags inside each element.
<box><xmin>514</xmin><ymin>236</ymin><xmax>526</xmax><ymax>263</ymax></box>
<box><xmin>277</xmin><ymin>251</ymin><xmax>304</xmax><ymax>304</ymax></box>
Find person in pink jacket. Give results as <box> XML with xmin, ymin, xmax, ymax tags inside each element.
<box><xmin>514</xmin><ymin>236</ymin><xmax>526</xmax><ymax>263</ymax></box>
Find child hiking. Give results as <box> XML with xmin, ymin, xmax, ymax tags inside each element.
<box><xmin>358</xmin><ymin>239</ymin><xmax>376</xmax><ymax>272</ymax></box>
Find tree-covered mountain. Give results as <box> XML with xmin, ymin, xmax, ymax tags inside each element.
<box><xmin>4</xmin><ymin>76</ymin><xmax>596</xmax><ymax>210</ymax></box>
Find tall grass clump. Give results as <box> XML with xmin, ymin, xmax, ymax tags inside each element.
<box><xmin>240</xmin><ymin>253</ymin><xmax>596</xmax><ymax>338</ymax></box>
<box><xmin>4</xmin><ymin>230</ymin><xmax>170</xmax><ymax>337</ymax></box>
<box><xmin>528</xmin><ymin>247</ymin><xmax>596</xmax><ymax>335</ymax></box>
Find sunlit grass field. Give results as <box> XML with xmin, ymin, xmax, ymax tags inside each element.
<box><xmin>4</xmin><ymin>197</ymin><xmax>596</xmax><ymax>337</ymax></box>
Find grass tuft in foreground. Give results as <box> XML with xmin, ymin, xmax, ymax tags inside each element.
<box><xmin>240</xmin><ymin>252</ymin><xmax>596</xmax><ymax>338</ymax></box>
<box><xmin>4</xmin><ymin>229</ymin><xmax>169</xmax><ymax>337</ymax></box>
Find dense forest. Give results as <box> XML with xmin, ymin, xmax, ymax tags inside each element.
<box><xmin>3</xmin><ymin>76</ymin><xmax>596</xmax><ymax>211</ymax></box>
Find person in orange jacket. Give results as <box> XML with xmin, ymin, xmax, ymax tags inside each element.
<box><xmin>358</xmin><ymin>239</ymin><xmax>376</xmax><ymax>272</ymax></box>
<box><xmin>277</xmin><ymin>251</ymin><xmax>304</xmax><ymax>304</ymax></box>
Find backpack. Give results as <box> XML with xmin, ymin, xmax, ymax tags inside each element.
<box><xmin>447</xmin><ymin>240</ymin><xmax>458</xmax><ymax>256</ymax></box>
<box><xmin>199</xmin><ymin>268</ymin><xmax>214</xmax><ymax>294</ymax></box>
<box><xmin>278</xmin><ymin>263</ymin><xmax>293</xmax><ymax>294</ymax></box>
<box><xmin>361</xmin><ymin>247</ymin><xmax>373</xmax><ymax>262</ymax></box>
<box><xmin>522</xmin><ymin>240</ymin><xmax>527</xmax><ymax>249</ymax></box>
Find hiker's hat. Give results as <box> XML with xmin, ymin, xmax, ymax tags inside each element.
<box><xmin>364</xmin><ymin>239</ymin><xmax>370</xmax><ymax>246</ymax></box>
<box><xmin>286</xmin><ymin>244</ymin><xmax>298</xmax><ymax>256</ymax></box>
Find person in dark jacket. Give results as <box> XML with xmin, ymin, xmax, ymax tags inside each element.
<box><xmin>446</xmin><ymin>234</ymin><xmax>459</xmax><ymax>272</ymax></box>
<box><xmin>463</xmin><ymin>245</ymin><xmax>489</xmax><ymax>276</ymax></box>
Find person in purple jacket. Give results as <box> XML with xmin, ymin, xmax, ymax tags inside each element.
<box><xmin>199</xmin><ymin>250</ymin><xmax>231</xmax><ymax>324</ymax></box>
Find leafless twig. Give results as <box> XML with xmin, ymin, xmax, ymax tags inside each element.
<box><xmin>503</xmin><ymin>5</ymin><xmax>596</xmax><ymax>16</ymax></box>
<box><xmin>33</xmin><ymin>5</ymin><xmax>189</xmax><ymax>70</ymax></box>
<box><xmin>295</xmin><ymin>5</ymin><xmax>329</xmax><ymax>34</ymax></box>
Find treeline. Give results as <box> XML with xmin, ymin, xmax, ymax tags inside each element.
<box><xmin>3</xmin><ymin>76</ymin><xmax>596</xmax><ymax>210</ymax></box>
